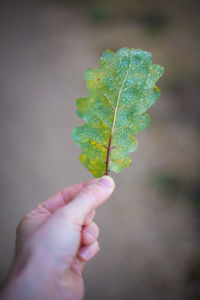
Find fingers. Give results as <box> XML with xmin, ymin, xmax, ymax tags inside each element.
<box><xmin>82</xmin><ymin>222</ymin><xmax>99</xmax><ymax>246</ymax></box>
<box><xmin>69</xmin><ymin>221</ymin><xmax>99</xmax><ymax>275</ymax></box>
<box><xmin>38</xmin><ymin>182</ymin><xmax>85</xmax><ymax>214</ymax></box>
<box><xmin>71</xmin><ymin>240</ymin><xmax>100</xmax><ymax>275</ymax></box>
<box><xmin>78</xmin><ymin>241</ymin><xmax>100</xmax><ymax>262</ymax></box>
<box><xmin>33</xmin><ymin>176</ymin><xmax>114</xmax><ymax>216</ymax></box>
<box><xmin>71</xmin><ymin>237</ymin><xmax>100</xmax><ymax>274</ymax></box>
<box><xmin>61</xmin><ymin>176</ymin><xmax>115</xmax><ymax>225</ymax></box>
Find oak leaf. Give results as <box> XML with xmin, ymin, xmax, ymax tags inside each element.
<box><xmin>72</xmin><ymin>48</ymin><xmax>164</xmax><ymax>177</ymax></box>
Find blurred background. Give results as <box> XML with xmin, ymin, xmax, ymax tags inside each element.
<box><xmin>0</xmin><ymin>0</ymin><xmax>200</xmax><ymax>299</ymax></box>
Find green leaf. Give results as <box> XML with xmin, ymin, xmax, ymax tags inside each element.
<box><xmin>72</xmin><ymin>47</ymin><xmax>164</xmax><ymax>177</ymax></box>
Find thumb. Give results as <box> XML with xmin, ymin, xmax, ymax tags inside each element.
<box><xmin>60</xmin><ymin>175</ymin><xmax>115</xmax><ymax>225</ymax></box>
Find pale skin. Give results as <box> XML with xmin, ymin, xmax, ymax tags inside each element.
<box><xmin>0</xmin><ymin>175</ymin><xmax>115</xmax><ymax>300</ymax></box>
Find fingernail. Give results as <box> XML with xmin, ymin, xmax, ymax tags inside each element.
<box><xmin>98</xmin><ymin>176</ymin><xmax>115</xmax><ymax>189</ymax></box>
<box><xmin>79</xmin><ymin>242</ymin><xmax>99</xmax><ymax>260</ymax></box>
<box><xmin>85</xmin><ymin>229</ymin><xmax>96</xmax><ymax>242</ymax></box>
<box><xmin>79</xmin><ymin>247</ymin><xmax>89</xmax><ymax>260</ymax></box>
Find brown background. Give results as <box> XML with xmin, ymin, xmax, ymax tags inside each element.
<box><xmin>0</xmin><ymin>1</ymin><xmax>200</xmax><ymax>299</ymax></box>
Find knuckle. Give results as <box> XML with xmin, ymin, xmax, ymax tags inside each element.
<box><xmin>85</xmin><ymin>210</ymin><xmax>96</xmax><ymax>224</ymax></box>
<box><xmin>81</xmin><ymin>184</ymin><xmax>100</xmax><ymax>200</ymax></box>
<box><xmin>36</xmin><ymin>203</ymin><xmax>52</xmax><ymax>215</ymax></box>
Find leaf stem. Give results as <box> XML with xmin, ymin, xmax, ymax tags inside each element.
<box><xmin>105</xmin><ymin>134</ymin><xmax>113</xmax><ymax>175</ymax></box>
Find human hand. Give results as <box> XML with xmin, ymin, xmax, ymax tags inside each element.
<box><xmin>0</xmin><ymin>176</ymin><xmax>115</xmax><ymax>300</ymax></box>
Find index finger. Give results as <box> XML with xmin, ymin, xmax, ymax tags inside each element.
<box><xmin>40</xmin><ymin>178</ymin><xmax>97</xmax><ymax>214</ymax></box>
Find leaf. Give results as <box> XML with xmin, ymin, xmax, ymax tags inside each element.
<box><xmin>72</xmin><ymin>47</ymin><xmax>164</xmax><ymax>177</ymax></box>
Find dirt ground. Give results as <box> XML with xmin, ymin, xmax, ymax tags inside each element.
<box><xmin>0</xmin><ymin>1</ymin><xmax>200</xmax><ymax>299</ymax></box>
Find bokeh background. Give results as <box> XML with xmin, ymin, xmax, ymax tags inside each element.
<box><xmin>0</xmin><ymin>0</ymin><xmax>200</xmax><ymax>299</ymax></box>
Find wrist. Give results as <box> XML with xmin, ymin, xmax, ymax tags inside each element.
<box><xmin>0</xmin><ymin>247</ymin><xmax>58</xmax><ymax>300</ymax></box>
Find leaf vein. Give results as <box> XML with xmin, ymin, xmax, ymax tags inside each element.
<box><xmin>93</xmin><ymin>113</ymin><xmax>112</xmax><ymax>129</ymax></box>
